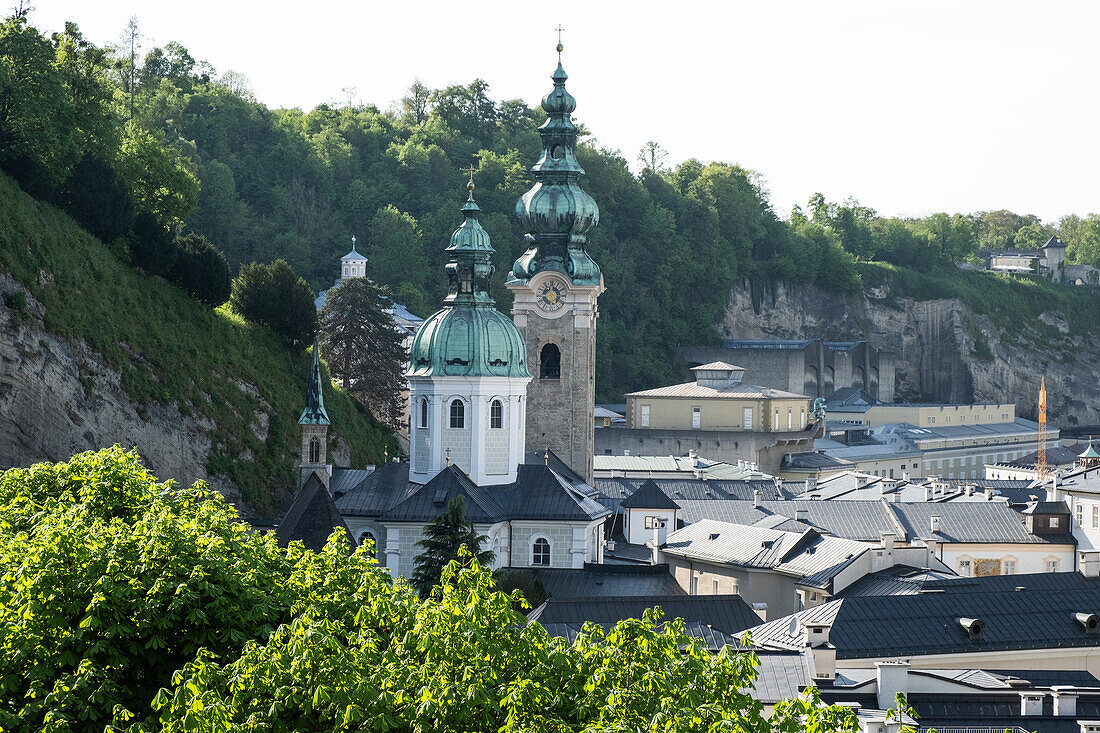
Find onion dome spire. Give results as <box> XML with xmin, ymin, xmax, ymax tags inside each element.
<box><xmin>407</xmin><ymin>174</ymin><xmax>530</xmax><ymax>378</ymax></box>
<box><xmin>299</xmin><ymin>338</ymin><xmax>330</xmax><ymax>425</ymax></box>
<box><xmin>445</xmin><ymin>166</ymin><xmax>496</xmax><ymax>306</ymax></box>
<box><xmin>510</xmin><ymin>36</ymin><xmax>601</xmax><ymax>286</ymax></box>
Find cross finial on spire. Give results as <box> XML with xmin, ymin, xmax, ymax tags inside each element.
<box><xmin>555</xmin><ymin>25</ymin><xmax>564</xmax><ymax>57</ymax></box>
<box><xmin>446</xmin><ymin>447</ymin><xmax>452</xmax><ymax>466</ymax></box>
<box><xmin>351</xmin><ymin>234</ymin><xmax>356</xmax><ymax>246</ymax></box>
<box><xmin>467</xmin><ymin>164</ymin><xmax>475</xmax><ymax>193</ymax></box>
<box><xmin>544</xmin><ymin>448</ymin><xmax>549</xmax><ymax>466</ymax></box>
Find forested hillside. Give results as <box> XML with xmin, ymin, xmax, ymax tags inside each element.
<box><xmin>2</xmin><ymin>13</ymin><xmax>1099</xmax><ymax>404</ymax></box>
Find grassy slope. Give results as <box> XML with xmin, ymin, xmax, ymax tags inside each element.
<box><xmin>0</xmin><ymin>173</ymin><xmax>395</xmax><ymax>515</ymax></box>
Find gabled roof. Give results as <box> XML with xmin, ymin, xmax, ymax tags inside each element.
<box><xmin>333</xmin><ymin>461</ymin><xmax>417</xmax><ymax>516</ymax></box>
<box><xmin>1021</xmin><ymin>500</ymin><xmax>1071</xmax><ymax>515</ymax></box>
<box><xmin>528</xmin><ymin>593</ymin><xmax>760</xmax><ymax>638</ymax></box>
<box><xmin>675</xmin><ymin>500</ymin><xmax>895</xmax><ymax>542</ymax></box>
<box><xmin>690</xmin><ymin>361</ymin><xmax>744</xmax><ymax>372</ymax></box>
<box><xmin>748</xmin><ymin>580</ymin><xmax>1100</xmax><ymax>659</ymax></box>
<box><xmin>380</xmin><ymin>464</ymin><xmax>509</xmax><ymax>523</ymax></box>
<box><xmin>276</xmin><ymin>472</ymin><xmax>354</xmax><ymax>552</ymax></box>
<box><xmin>890</xmin><ymin>501</ymin><xmax>1067</xmax><ymax>544</ymax></box>
<box><xmin>620</xmin><ymin>479</ymin><xmax>680</xmax><ymax>510</ymax></box>
<box><xmin>1043</xmin><ymin>235</ymin><xmax>1067</xmax><ymax>249</ymax></box>
<box><xmin>507</xmin><ymin>566</ymin><xmax>685</xmax><ymax>598</ymax></box>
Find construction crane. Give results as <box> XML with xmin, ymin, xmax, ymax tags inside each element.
<box><xmin>1037</xmin><ymin>376</ymin><xmax>1047</xmax><ymax>482</ymax></box>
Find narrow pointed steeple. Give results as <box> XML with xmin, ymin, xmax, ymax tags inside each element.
<box><xmin>444</xmin><ymin>168</ymin><xmax>497</xmax><ymax>306</ymax></box>
<box><xmin>510</xmin><ymin>39</ymin><xmax>601</xmax><ymax>285</ymax></box>
<box><xmin>299</xmin><ymin>339</ymin><xmax>331</xmax><ymax>425</ymax></box>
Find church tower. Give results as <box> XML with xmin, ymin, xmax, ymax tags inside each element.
<box><xmin>506</xmin><ymin>40</ymin><xmax>603</xmax><ymax>483</ymax></box>
<box><xmin>298</xmin><ymin>340</ymin><xmax>331</xmax><ymax>487</ymax></box>
<box><xmin>407</xmin><ymin>177</ymin><xmax>532</xmax><ymax>486</ymax></box>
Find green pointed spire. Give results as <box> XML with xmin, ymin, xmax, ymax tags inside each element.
<box><xmin>299</xmin><ymin>339</ymin><xmax>330</xmax><ymax>425</ymax></box>
<box><xmin>510</xmin><ymin>41</ymin><xmax>601</xmax><ymax>286</ymax></box>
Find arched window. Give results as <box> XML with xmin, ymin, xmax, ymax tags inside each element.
<box><xmin>540</xmin><ymin>343</ymin><xmax>561</xmax><ymax>380</ymax></box>
<box><xmin>490</xmin><ymin>399</ymin><xmax>504</xmax><ymax>429</ymax></box>
<box><xmin>449</xmin><ymin>399</ymin><xmax>465</xmax><ymax>428</ymax></box>
<box><xmin>419</xmin><ymin>398</ymin><xmax>428</xmax><ymax>428</ymax></box>
<box><xmin>532</xmin><ymin>537</ymin><xmax>551</xmax><ymax>566</ymax></box>
<box><xmin>308</xmin><ymin>436</ymin><xmax>321</xmax><ymax>464</ymax></box>
<box><xmin>359</xmin><ymin>530</ymin><xmax>377</xmax><ymax>557</ymax></box>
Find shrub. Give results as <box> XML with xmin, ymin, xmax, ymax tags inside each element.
<box><xmin>230</xmin><ymin>259</ymin><xmax>316</xmax><ymax>344</ymax></box>
<box><xmin>169</xmin><ymin>232</ymin><xmax>231</xmax><ymax>306</ymax></box>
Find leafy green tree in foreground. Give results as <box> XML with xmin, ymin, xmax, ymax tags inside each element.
<box><xmin>230</xmin><ymin>258</ymin><xmax>316</xmax><ymax>344</ymax></box>
<box><xmin>1</xmin><ymin>448</ymin><xmax>862</xmax><ymax>732</ymax></box>
<box><xmin>411</xmin><ymin>494</ymin><xmax>495</xmax><ymax>598</ymax></box>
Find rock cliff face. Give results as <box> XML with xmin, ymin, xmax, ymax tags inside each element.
<box><xmin>0</xmin><ymin>282</ymin><xmax>248</xmax><ymax>509</ymax></box>
<box><xmin>718</xmin><ymin>281</ymin><xmax>1100</xmax><ymax>426</ymax></box>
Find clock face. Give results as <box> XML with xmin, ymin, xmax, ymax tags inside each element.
<box><xmin>536</xmin><ymin>279</ymin><xmax>567</xmax><ymax>312</ymax></box>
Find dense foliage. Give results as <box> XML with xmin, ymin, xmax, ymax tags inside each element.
<box><xmin>0</xmin><ymin>172</ymin><xmax>394</xmax><ymax>513</ymax></box>
<box><xmin>3</xmin><ymin>12</ymin><xmax>1098</xmax><ymax>402</ymax></box>
<box><xmin>229</xmin><ymin>258</ymin><xmax>317</xmax><ymax>344</ymax></box>
<box><xmin>411</xmin><ymin>495</ymin><xmax>495</xmax><ymax>598</ymax></box>
<box><xmin>0</xmin><ymin>450</ymin><xmax>861</xmax><ymax>732</ymax></box>
<box><xmin>317</xmin><ymin>276</ymin><xmax>408</xmax><ymax>427</ymax></box>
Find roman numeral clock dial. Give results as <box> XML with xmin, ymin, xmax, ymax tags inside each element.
<box><xmin>536</xmin><ymin>278</ymin><xmax>567</xmax><ymax>312</ymax></box>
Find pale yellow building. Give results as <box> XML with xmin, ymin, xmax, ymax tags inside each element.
<box><xmin>625</xmin><ymin>362</ymin><xmax>812</xmax><ymax>433</ymax></box>
<box><xmin>828</xmin><ymin>402</ymin><xmax>1015</xmax><ymax>429</ymax></box>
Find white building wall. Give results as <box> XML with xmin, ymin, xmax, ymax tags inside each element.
<box><xmin>937</xmin><ymin>543</ymin><xmax>1075</xmax><ymax>576</ymax></box>
<box><xmin>625</xmin><ymin>508</ymin><xmax>676</xmax><ymax>545</ymax></box>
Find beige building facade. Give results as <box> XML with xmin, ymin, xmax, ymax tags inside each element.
<box><xmin>626</xmin><ymin>362</ymin><xmax>812</xmax><ymax>433</ymax></box>
<box><xmin>829</xmin><ymin>403</ymin><xmax>1016</xmax><ymax>429</ymax></box>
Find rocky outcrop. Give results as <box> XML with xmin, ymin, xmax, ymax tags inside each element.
<box><xmin>0</xmin><ymin>280</ymin><xmax>247</xmax><ymax>509</ymax></box>
<box><xmin>719</xmin><ymin>281</ymin><xmax>1100</xmax><ymax>426</ymax></box>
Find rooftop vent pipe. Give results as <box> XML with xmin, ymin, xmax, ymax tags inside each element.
<box><xmin>1075</xmin><ymin>612</ymin><xmax>1100</xmax><ymax>635</ymax></box>
<box><xmin>957</xmin><ymin>616</ymin><xmax>985</xmax><ymax>640</ymax></box>
<box><xmin>930</xmin><ymin>515</ymin><xmax>941</xmax><ymax>533</ymax></box>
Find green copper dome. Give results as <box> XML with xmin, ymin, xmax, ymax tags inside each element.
<box><xmin>510</xmin><ymin>50</ymin><xmax>601</xmax><ymax>286</ymax></box>
<box><xmin>407</xmin><ymin>184</ymin><xmax>530</xmax><ymax>379</ymax></box>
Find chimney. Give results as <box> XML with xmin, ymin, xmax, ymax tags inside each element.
<box><xmin>1051</xmin><ymin>474</ymin><xmax>1061</xmax><ymax>502</ymax></box>
<box><xmin>753</xmin><ymin>489</ymin><xmax>761</xmax><ymax>508</ymax></box>
<box><xmin>1079</xmin><ymin>721</ymin><xmax>1100</xmax><ymax>733</ymax></box>
<box><xmin>1075</xmin><ymin>612</ymin><xmax>1100</xmax><ymax>634</ymax></box>
<box><xmin>806</xmin><ymin>477</ymin><xmax>817</xmax><ymax>493</ymax></box>
<box><xmin>811</xmin><ymin>646</ymin><xmax>836</xmax><ymax>682</ymax></box>
<box><xmin>881</xmin><ymin>532</ymin><xmax>896</xmax><ymax>553</ymax></box>
<box><xmin>925</xmin><ymin>484</ymin><xmax>933</xmax><ymax>501</ymax></box>
<box><xmin>802</xmin><ymin>621</ymin><xmax>831</xmax><ymax>647</ymax></box>
<box><xmin>876</xmin><ymin>660</ymin><xmax>910</xmax><ymax>711</ymax></box>
<box><xmin>1053</xmin><ymin>687</ymin><xmax>1079</xmax><ymax>717</ymax></box>
<box><xmin>1020</xmin><ymin>692</ymin><xmax>1044</xmax><ymax>716</ymax></box>
<box><xmin>985</xmin><ymin>487</ymin><xmax>994</xmax><ymax>501</ymax></box>
<box><xmin>902</xmin><ymin>471</ymin><xmax>910</xmax><ymax>482</ymax></box>
<box><xmin>688</xmin><ymin>448</ymin><xmax>698</xmax><ymax>462</ymax></box>
<box><xmin>930</xmin><ymin>515</ymin><xmax>941</xmax><ymax>534</ymax></box>
<box><xmin>965</xmin><ymin>483</ymin><xmax>975</xmax><ymax>496</ymax></box>
<box><xmin>752</xmin><ymin>602</ymin><xmax>767</xmax><ymax>621</ymax></box>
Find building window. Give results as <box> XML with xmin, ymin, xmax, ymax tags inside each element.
<box><xmin>774</xmin><ymin>409</ymin><xmax>779</xmax><ymax>430</ymax></box>
<box><xmin>490</xmin><ymin>399</ymin><xmax>503</xmax><ymax>429</ymax></box>
<box><xmin>712</xmin><ymin>578</ymin><xmax>720</xmax><ymax>595</ymax></box>
<box><xmin>449</xmin><ymin>399</ymin><xmax>464</xmax><ymax>429</ymax></box>
<box><xmin>419</xmin><ymin>398</ymin><xmax>428</xmax><ymax>428</ymax></box>
<box><xmin>801</xmin><ymin>407</ymin><xmax>806</xmax><ymax>427</ymax></box>
<box><xmin>743</xmin><ymin>408</ymin><xmax>753</xmax><ymax>430</ymax></box>
<box><xmin>308</xmin><ymin>436</ymin><xmax>321</xmax><ymax>464</ymax></box>
<box><xmin>532</xmin><ymin>537</ymin><xmax>551</xmax><ymax>566</ymax></box>
<box><xmin>1046</xmin><ymin>558</ymin><xmax>1059</xmax><ymax>573</ymax></box>
<box><xmin>787</xmin><ymin>409</ymin><xmax>793</xmax><ymax>430</ymax></box>
<box><xmin>359</xmin><ymin>531</ymin><xmax>376</xmax><ymax>557</ymax></box>
<box><xmin>1077</xmin><ymin>504</ymin><xmax>1084</xmax><ymax>527</ymax></box>
<box><xmin>645</xmin><ymin>516</ymin><xmax>663</xmax><ymax>529</ymax></box>
<box><xmin>1093</xmin><ymin>505</ymin><xmax>1098</xmax><ymax>529</ymax></box>
<box><xmin>692</xmin><ymin>406</ymin><xmax>701</xmax><ymax>429</ymax></box>
<box><xmin>958</xmin><ymin>559</ymin><xmax>972</xmax><ymax>576</ymax></box>
<box><xmin>640</xmin><ymin>405</ymin><xmax>650</xmax><ymax>427</ymax></box>
<box><xmin>343</xmin><ymin>266</ymin><xmax>349</xmax><ymax>276</ymax></box>
<box><xmin>539</xmin><ymin>343</ymin><xmax>561</xmax><ymax>379</ymax></box>
<box><xmin>1004</xmin><ymin>558</ymin><xmax>1016</xmax><ymax>575</ymax></box>
<box><xmin>730</xmin><ymin>578</ymin><xmax>738</xmax><ymax>595</ymax></box>
<box><xmin>1050</xmin><ymin>517</ymin><xmax>1060</xmax><ymax>528</ymax></box>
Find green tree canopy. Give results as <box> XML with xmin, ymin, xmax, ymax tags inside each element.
<box><xmin>230</xmin><ymin>258</ymin><xmax>317</xmax><ymax>344</ymax></box>
<box><xmin>411</xmin><ymin>495</ymin><xmax>495</xmax><ymax>598</ymax></box>
<box><xmin>170</xmin><ymin>231</ymin><xmax>230</xmax><ymax>305</ymax></box>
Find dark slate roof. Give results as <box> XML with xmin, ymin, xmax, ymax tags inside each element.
<box><xmin>275</xmin><ymin>472</ymin><xmax>353</xmax><ymax>552</ymax></box>
<box><xmin>825</xmin><ymin>387</ymin><xmax>882</xmax><ymax>407</ymax></box>
<box><xmin>620</xmin><ymin>479</ymin><xmax>681</xmax><ymax>510</ymax></box>
<box><xmin>333</xmin><ymin>461</ymin><xmax>417</xmax><ymax>516</ymax></box>
<box><xmin>1012</xmin><ymin>442</ymin><xmax>1088</xmax><ymax>467</ymax></box>
<box><xmin>1021</xmin><ymin>500</ymin><xmax>1071</xmax><ymax>515</ymax></box>
<box><xmin>380</xmin><ymin>464</ymin><xmax>509</xmax><ymax>523</ymax></box>
<box><xmin>595</xmin><ymin>478</ymin><xmax>789</xmax><ymax>502</ymax></box>
<box><xmin>529</xmin><ymin>594</ymin><xmax>760</xmax><ymax>638</ymax></box>
<box><xmin>781</xmin><ymin>452</ymin><xmax>855</xmax><ymax>470</ymax></box>
<box><xmin>506</xmin><ymin>565</ymin><xmax>685</xmax><ymax>598</ymax></box>
<box><xmin>335</xmin><ymin>460</ymin><xmax>609</xmax><ymax>524</ymax></box>
<box><xmin>890</xmin><ymin>501</ymin><xmax>1067</xmax><ymax>544</ymax></box>
<box><xmin>537</xmin><ymin>621</ymin><xmax>741</xmax><ymax>652</ymax></box>
<box><xmin>748</xmin><ymin>583</ymin><xmax>1100</xmax><ymax>658</ymax></box>
<box><xmin>835</xmin><ymin>565</ymin><xmax>961</xmax><ymax>597</ymax></box>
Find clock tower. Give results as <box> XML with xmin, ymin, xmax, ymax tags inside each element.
<box><xmin>507</xmin><ymin>40</ymin><xmax>603</xmax><ymax>483</ymax></box>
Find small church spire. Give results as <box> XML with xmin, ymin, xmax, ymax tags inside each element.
<box><xmin>299</xmin><ymin>338</ymin><xmax>331</xmax><ymax>426</ymax></box>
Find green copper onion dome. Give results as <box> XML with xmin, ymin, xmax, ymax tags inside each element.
<box><xmin>408</xmin><ymin>182</ymin><xmax>530</xmax><ymax>379</ymax></box>
<box><xmin>510</xmin><ymin>45</ymin><xmax>601</xmax><ymax>286</ymax></box>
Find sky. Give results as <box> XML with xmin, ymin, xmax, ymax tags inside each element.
<box><xmin>27</xmin><ymin>0</ymin><xmax>1100</xmax><ymax>222</ymax></box>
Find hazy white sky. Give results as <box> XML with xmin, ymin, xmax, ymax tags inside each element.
<box><xmin>28</xmin><ymin>0</ymin><xmax>1100</xmax><ymax>222</ymax></box>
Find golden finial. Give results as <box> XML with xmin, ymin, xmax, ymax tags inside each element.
<box><xmin>544</xmin><ymin>448</ymin><xmax>549</xmax><ymax>466</ymax></box>
<box><xmin>466</xmin><ymin>164</ymin><xmax>475</xmax><ymax>194</ymax></box>
<box><xmin>555</xmin><ymin>25</ymin><xmax>564</xmax><ymax>56</ymax></box>
<box><xmin>446</xmin><ymin>447</ymin><xmax>452</xmax><ymax>466</ymax></box>
<box><xmin>384</xmin><ymin>445</ymin><xmax>388</xmax><ymax>462</ymax></box>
